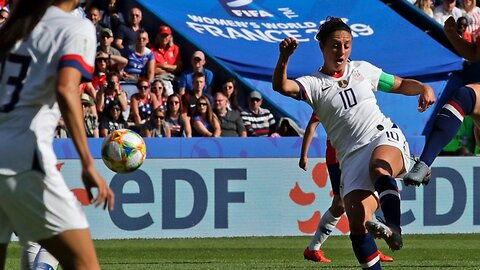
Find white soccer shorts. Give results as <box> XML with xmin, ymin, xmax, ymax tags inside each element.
<box><xmin>339</xmin><ymin>126</ymin><xmax>411</xmax><ymax>198</ymax></box>
<box><xmin>0</xmin><ymin>170</ymin><xmax>89</xmax><ymax>244</ymax></box>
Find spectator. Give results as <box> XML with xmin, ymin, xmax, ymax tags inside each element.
<box><xmin>414</xmin><ymin>0</ymin><xmax>434</xmax><ymax>18</ymax></box>
<box><xmin>457</xmin><ymin>16</ymin><xmax>473</xmax><ymax>42</ymax></box>
<box><xmin>178</xmin><ymin>50</ymin><xmax>214</xmax><ymax>95</ymax></box>
<box><xmin>462</xmin><ymin>0</ymin><xmax>480</xmax><ymax>40</ymax></box>
<box><xmin>151</xmin><ymin>79</ymin><xmax>168</xmax><ymax>111</ymax></box>
<box><xmin>182</xmin><ymin>72</ymin><xmax>213</xmax><ymax>116</ymax></box>
<box><xmin>141</xmin><ymin>107</ymin><xmax>171</xmax><ymax>137</ymax></box>
<box><xmin>241</xmin><ymin>91</ymin><xmax>276</xmax><ymax>137</ymax></box>
<box><xmin>92</xmin><ymin>53</ymin><xmax>110</xmax><ymax>92</ymax></box>
<box><xmin>165</xmin><ymin>93</ymin><xmax>192</xmax><ymax>137</ymax></box>
<box><xmin>433</xmin><ymin>0</ymin><xmax>464</xmax><ymax>25</ymax></box>
<box><xmin>96</xmin><ymin>28</ymin><xmax>128</xmax><ymax>72</ymax></box>
<box><xmin>0</xmin><ymin>7</ymin><xmax>8</xmax><ymax>27</ymax></box>
<box><xmin>152</xmin><ymin>25</ymin><xmax>183</xmax><ymax>77</ymax></box>
<box><xmin>122</xmin><ymin>29</ymin><xmax>155</xmax><ymax>82</ymax></box>
<box><xmin>130</xmin><ymin>78</ymin><xmax>160</xmax><ymax>126</ymax></box>
<box><xmin>214</xmin><ymin>92</ymin><xmax>246</xmax><ymax>137</ymax></box>
<box><xmin>114</xmin><ymin>7</ymin><xmax>142</xmax><ymax>51</ymax></box>
<box><xmin>87</xmin><ymin>6</ymin><xmax>104</xmax><ymax>41</ymax></box>
<box><xmin>101</xmin><ymin>0</ymin><xmax>124</xmax><ymax>33</ymax></box>
<box><xmin>191</xmin><ymin>96</ymin><xmax>221</xmax><ymax>137</ymax></box>
<box><xmin>55</xmin><ymin>118</ymin><xmax>69</xmax><ymax>138</ymax></box>
<box><xmin>71</xmin><ymin>0</ymin><xmax>87</xmax><ymax>18</ymax></box>
<box><xmin>99</xmin><ymin>99</ymin><xmax>128</xmax><ymax>137</ymax></box>
<box><xmin>81</xmin><ymin>93</ymin><xmax>99</xmax><ymax>138</ymax></box>
<box><xmin>275</xmin><ymin>117</ymin><xmax>304</xmax><ymax>137</ymax></box>
<box><xmin>96</xmin><ymin>71</ymin><xmax>128</xmax><ymax>114</ymax></box>
<box><xmin>221</xmin><ymin>77</ymin><xmax>243</xmax><ymax>111</ymax></box>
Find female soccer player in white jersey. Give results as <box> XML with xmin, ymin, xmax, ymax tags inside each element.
<box><xmin>272</xmin><ymin>17</ymin><xmax>435</xmax><ymax>269</ymax></box>
<box><xmin>0</xmin><ymin>1</ymin><xmax>115</xmax><ymax>270</ymax></box>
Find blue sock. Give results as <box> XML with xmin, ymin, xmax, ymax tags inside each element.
<box><xmin>350</xmin><ymin>234</ymin><xmax>381</xmax><ymax>269</ymax></box>
<box><xmin>421</xmin><ymin>86</ymin><xmax>476</xmax><ymax>166</ymax></box>
<box><xmin>374</xmin><ymin>175</ymin><xmax>401</xmax><ymax>233</ymax></box>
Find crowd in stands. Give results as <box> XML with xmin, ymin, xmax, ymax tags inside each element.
<box><xmin>3</xmin><ymin>0</ymin><xmax>478</xmax><ymax>153</ymax></box>
<box><xmin>413</xmin><ymin>0</ymin><xmax>480</xmax><ymax>43</ymax></box>
<box><xmin>0</xmin><ymin>0</ymin><xmax>303</xmax><ymax>139</ymax></box>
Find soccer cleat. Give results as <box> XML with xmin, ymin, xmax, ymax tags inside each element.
<box><xmin>365</xmin><ymin>220</ymin><xmax>403</xmax><ymax>251</ymax></box>
<box><xmin>404</xmin><ymin>160</ymin><xmax>431</xmax><ymax>186</ymax></box>
<box><xmin>303</xmin><ymin>248</ymin><xmax>332</xmax><ymax>262</ymax></box>
<box><xmin>378</xmin><ymin>251</ymin><xmax>394</xmax><ymax>262</ymax></box>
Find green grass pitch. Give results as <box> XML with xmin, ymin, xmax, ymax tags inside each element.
<box><xmin>4</xmin><ymin>234</ymin><xmax>480</xmax><ymax>269</ymax></box>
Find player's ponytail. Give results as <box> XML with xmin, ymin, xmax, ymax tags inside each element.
<box><xmin>0</xmin><ymin>0</ymin><xmax>55</xmax><ymax>55</ymax></box>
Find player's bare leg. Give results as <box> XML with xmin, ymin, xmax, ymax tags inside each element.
<box><xmin>38</xmin><ymin>229</ymin><xmax>100</xmax><ymax>270</ymax></box>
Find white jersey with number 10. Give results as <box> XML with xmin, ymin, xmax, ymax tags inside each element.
<box><xmin>295</xmin><ymin>60</ymin><xmax>394</xmax><ymax>163</ymax></box>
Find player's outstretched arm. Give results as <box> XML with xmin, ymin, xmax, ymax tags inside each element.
<box><xmin>272</xmin><ymin>37</ymin><xmax>301</xmax><ymax>98</ymax></box>
<box><xmin>299</xmin><ymin>115</ymin><xmax>320</xmax><ymax>171</ymax></box>
<box><xmin>56</xmin><ymin>67</ymin><xmax>115</xmax><ymax>211</ymax></box>
<box><xmin>390</xmin><ymin>76</ymin><xmax>436</xmax><ymax>112</ymax></box>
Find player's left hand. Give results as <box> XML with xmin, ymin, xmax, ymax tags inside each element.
<box><xmin>443</xmin><ymin>16</ymin><xmax>457</xmax><ymax>38</ymax></box>
<box><xmin>417</xmin><ymin>85</ymin><xmax>435</xmax><ymax>112</ymax></box>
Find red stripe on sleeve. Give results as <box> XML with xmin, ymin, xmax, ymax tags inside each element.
<box><xmin>60</xmin><ymin>54</ymin><xmax>93</xmax><ymax>74</ymax></box>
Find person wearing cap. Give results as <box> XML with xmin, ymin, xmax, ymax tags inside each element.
<box><xmin>152</xmin><ymin>25</ymin><xmax>183</xmax><ymax>77</ymax></box>
<box><xmin>96</xmin><ymin>27</ymin><xmax>127</xmax><ymax>72</ymax></box>
<box><xmin>241</xmin><ymin>91</ymin><xmax>276</xmax><ymax>137</ymax></box>
<box><xmin>114</xmin><ymin>7</ymin><xmax>143</xmax><ymax>51</ymax></box>
<box><xmin>178</xmin><ymin>50</ymin><xmax>214</xmax><ymax>96</ymax></box>
<box><xmin>81</xmin><ymin>93</ymin><xmax>100</xmax><ymax>138</ymax></box>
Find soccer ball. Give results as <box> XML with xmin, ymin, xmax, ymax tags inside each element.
<box><xmin>101</xmin><ymin>129</ymin><xmax>147</xmax><ymax>173</ymax></box>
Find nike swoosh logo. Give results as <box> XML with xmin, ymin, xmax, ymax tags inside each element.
<box><xmin>322</xmin><ymin>86</ymin><xmax>330</xmax><ymax>91</ymax></box>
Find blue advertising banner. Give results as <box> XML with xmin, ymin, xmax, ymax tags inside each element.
<box><xmin>136</xmin><ymin>0</ymin><xmax>463</xmax><ymax>78</ymax></box>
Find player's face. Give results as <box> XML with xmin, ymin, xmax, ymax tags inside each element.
<box><xmin>320</xmin><ymin>30</ymin><xmax>352</xmax><ymax>75</ymax></box>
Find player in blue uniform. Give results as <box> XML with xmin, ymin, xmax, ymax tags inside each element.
<box><xmin>404</xmin><ymin>16</ymin><xmax>480</xmax><ymax>186</ymax></box>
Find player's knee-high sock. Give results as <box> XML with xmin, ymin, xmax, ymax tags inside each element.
<box><xmin>21</xmin><ymin>241</ymin><xmax>41</xmax><ymax>270</ymax></box>
<box><xmin>374</xmin><ymin>175</ymin><xmax>401</xmax><ymax>233</ymax></box>
<box><xmin>420</xmin><ymin>86</ymin><xmax>476</xmax><ymax>166</ymax></box>
<box><xmin>350</xmin><ymin>234</ymin><xmax>381</xmax><ymax>269</ymax></box>
<box><xmin>34</xmin><ymin>247</ymin><xmax>59</xmax><ymax>270</ymax></box>
<box><xmin>309</xmin><ymin>209</ymin><xmax>340</xmax><ymax>250</ymax></box>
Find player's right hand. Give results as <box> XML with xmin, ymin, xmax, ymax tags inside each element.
<box><xmin>279</xmin><ymin>37</ymin><xmax>299</xmax><ymax>57</ymax></box>
<box><xmin>82</xmin><ymin>165</ymin><xmax>115</xmax><ymax>211</ymax></box>
<box><xmin>299</xmin><ymin>157</ymin><xmax>308</xmax><ymax>171</ymax></box>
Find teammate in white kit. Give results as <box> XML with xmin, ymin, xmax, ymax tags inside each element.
<box><xmin>0</xmin><ymin>1</ymin><xmax>114</xmax><ymax>270</ymax></box>
<box><xmin>272</xmin><ymin>17</ymin><xmax>435</xmax><ymax>269</ymax></box>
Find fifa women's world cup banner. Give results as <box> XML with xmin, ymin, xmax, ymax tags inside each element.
<box><xmin>54</xmin><ymin>138</ymin><xmax>480</xmax><ymax>239</ymax></box>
